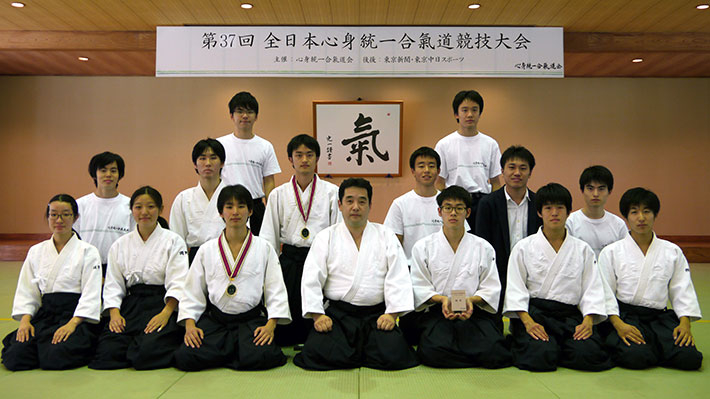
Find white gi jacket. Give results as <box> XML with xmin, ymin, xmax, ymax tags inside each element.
<box><xmin>503</xmin><ymin>228</ymin><xmax>607</xmax><ymax>324</ymax></box>
<box><xmin>598</xmin><ymin>234</ymin><xmax>702</xmax><ymax>321</ymax></box>
<box><xmin>260</xmin><ymin>175</ymin><xmax>341</xmax><ymax>251</ymax></box>
<box><xmin>301</xmin><ymin>222</ymin><xmax>415</xmax><ymax>318</ymax></box>
<box><xmin>410</xmin><ymin>230</ymin><xmax>501</xmax><ymax>313</ymax></box>
<box><xmin>103</xmin><ymin>225</ymin><xmax>189</xmax><ymax>311</ymax></box>
<box><xmin>169</xmin><ymin>181</ymin><xmax>227</xmax><ymax>248</ymax></box>
<box><xmin>12</xmin><ymin>234</ymin><xmax>102</xmax><ymax>323</ymax></box>
<box><xmin>178</xmin><ymin>233</ymin><xmax>291</xmax><ymax>324</ymax></box>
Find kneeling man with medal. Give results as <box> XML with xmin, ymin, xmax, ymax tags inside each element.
<box><xmin>173</xmin><ymin>184</ymin><xmax>292</xmax><ymax>371</ymax></box>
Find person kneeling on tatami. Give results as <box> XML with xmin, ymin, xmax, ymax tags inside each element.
<box><xmin>173</xmin><ymin>185</ymin><xmax>291</xmax><ymax>371</ymax></box>
<box><xmin>598</xmin><ymin>187</ymin><xmax>703</xmax><ymax>370</ymax></box>
<box><xmin>410</xmin><ymin>186</ymin><xmax>511</xmax><ymax>368</ymax></box>
<box><xmin>503</xmin><ymin>183</ymin><xmax>613</xmax><ymax>372</ymax></box>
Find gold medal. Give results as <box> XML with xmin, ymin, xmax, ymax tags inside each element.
<box><xmin>293</xmin><ymin>176</ymin><xmax>316</xmax><ymax>240</ymax></box>
<box><xmin>218</xmin><ymin>231</ymin><xmax>253</xmax><ymax>299</ymax></box>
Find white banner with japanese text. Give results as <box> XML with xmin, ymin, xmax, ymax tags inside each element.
<box><xmin>156</xmin><ymin>26</ymin><xmax>563</xmax><ymax>78</ymax></box>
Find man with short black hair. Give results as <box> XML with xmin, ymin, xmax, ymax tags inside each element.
<box><xmin>475</xmin><ymin>145</ymin><xmax>541</xmax><ymax>331</ymax></box>
<box><xmin>598</xmin><ymin>187</ymin><xmax>703</xmax><ymax>370</ymax></box>
<box><xmin>566</xmin><ymin>165</ymin><xmax>627</xmax><ymax>258</ymax></box>
<box><xmin>217</xmin><ymin>91</ymin><xmax>280</xmax><ymax>235</ymax></box>
<box><xmin>504</xmin><ymin>183</ymin><xmax>612</xmax><ymax>372</ymax></box>
<box><xmin>170</xmin><ymin>138</ymin><xmax>227</xmax><ymax>264</ymax></box>
<box><xmin>75</xmin><ymin>151</ymin><xmax>135</xmax><ymax>275</ymax></box>
<box><xmin>260</xmin><ymin>134</ymin><xmax>341</xmax><ymax>346</ymax></box>
<box><xmin>294</xmin><ymin>178</ymin><xmax>417</xmax><ymax>370</ymax></box>
<box><xmin>410</xmin><ymin>185</ymin><xmax>511</xmax><ymax>368</ymax></box>
<box><xmin>384</xmin><ymin>146</ymin><xmax>445</xmax><ymax>264</ymax></box>
<box><xmin>435</xmin><ymin>90</ymin><xmax>502</xmax><ymax>230</ymax></box>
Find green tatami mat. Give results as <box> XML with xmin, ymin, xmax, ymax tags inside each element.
<box><xmin>2</xmin><ymin>367</ymin><xmax>185</xmax><ymax>399</ymax></box>
<box><xmin>161</xmin><ymin>357</ymin><xmax>358</xmax><ymax>399</ymax></box>
<box><xmin>1</xmin><ymin>261</ymin><xmax>710</xmax><ymax>399</ymax></box>
<box><xmin>360</xmin><ymin>366</ymin><xmax>557</xmax><ymax>399</ymax></box>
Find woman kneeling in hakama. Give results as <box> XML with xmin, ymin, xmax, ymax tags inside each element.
<box><xmin>89</xmin><ymin>186</ymin><xmax>188</xmax><ymax>370</ymax></box>
<box><xmin>2</xmin><ymin>194</ymin><xmax>102</xmax><ymax>371</ymax></box>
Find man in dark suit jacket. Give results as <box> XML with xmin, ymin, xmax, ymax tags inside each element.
<box><xmin>475</xmin><ymin>146</ymin><xmax>541</xmax><ymax>332</ymax></box>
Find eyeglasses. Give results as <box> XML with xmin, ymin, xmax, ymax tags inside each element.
<box><xmin>441</xmin><ymin>206</ymin><xmax>467</xmax><ymax>214</ymax></box>
<box><xmin>49</xmin><ymin>212</ymin><xmax>73</xmax><ymax>220</ymax></box>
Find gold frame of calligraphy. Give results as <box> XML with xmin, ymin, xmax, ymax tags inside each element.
<box><xmin>313</xmin><ymin>101</ymin><xmax>403</xmax><ymax>177</ymax></box>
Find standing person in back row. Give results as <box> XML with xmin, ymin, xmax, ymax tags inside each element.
<box><xmin>260</xmin><ymin>134</ymin><xmax>341</xmax><ymax>347</ymax></box>
<box><xmin>435</xmin><ymin>90</ymin><xmax>502</xmax><ymax>230</ymax></box>
<box><xmin>217</xmin><ymin>92</ymin><xmax>281</xmax><ymax>235</ymax></box>
<box><xmin>75</xmin><ymin>152</ymin><xmax>135</xmax><ymax>275</ymax></box>
<box><xmin>170</xmin><ymin>139</ymin><xmax>227</xmax><ymax>264</ymax></box>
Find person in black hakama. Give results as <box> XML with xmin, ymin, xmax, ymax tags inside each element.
<box><xmin>173</xmin><ymin>185</ymin><xmax>291</xmax><ymax>371</ymax></box>
<box><xmin>89</xmin><ymin>187</ymin><xmax>188</xmax><ymax>370</ymax></box>
<box><xmin>503</xmin><ymin>183</ymin><xmax>612</xmax><ymax>372</ymax></box>
<box><xmin>2</xmin><ymin>194</ymin><xmax>102</xmax><ymax>371</ymax></box>
<box><xmin>599</xmin><ymin>188</ymin><xmax>703</xmax><ymax>370</ymax></box>
<box><xmin>410</xmin><ymin>186</ymin><xmax>511</xmax><ymax>368</ymax></box>
<box><xmin>294</xmin><ymin>178</ymin><xmax>418</xmax><ymax>371</ymax></box>
<box><xmin>260</xmin><ymin>134</ymin><xmax>341</xmax><ymax>347</ymax></box>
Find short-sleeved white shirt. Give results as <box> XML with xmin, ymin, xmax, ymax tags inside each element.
<box><xmin>383</xmin><ymin>190</ymin><xmax>442</xmax><ymax>261</ymax></box>
<box><xmin>216</xmin><ymin>133</ymin><xmax>281</xmax><ymax>198</ymax></box>
<box><xmin>435</xmin><ymin>130</ymin><xmax>501</xmax><ymax>194</ymax></box>
<box><xmin>75</xmin><ymin>192</ymin><xmax>134</xmax><ymax>264</ymax></box>
<box><xmin>565</xmin><ymin>209</ymin><xmax>628</xmax><ymax>259</ymax></box>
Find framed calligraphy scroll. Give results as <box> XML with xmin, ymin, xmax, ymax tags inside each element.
<box><xmin>313</xmin><ymin>101</ymin><xmax>402</xmax><ymax>177</ymax></box>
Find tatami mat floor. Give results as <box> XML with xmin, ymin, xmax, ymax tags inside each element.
<box><xmin>1</xmin><ymin>261</ymin><xmax>709</xmax><ymax>399</ymax></box>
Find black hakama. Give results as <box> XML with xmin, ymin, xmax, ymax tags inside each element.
<box><xmin>2</xmin><ymin>293</ymin><xmax>98</xmax><ymax>371</ymax></box>
<box><xmin>274</xmin><ymin>244</ymin><xmax>313</xmax><ymax>346</ymax></box>
<box><xmin>188</xmin><ymin>247</ymin><xmax>200</xmax><ymax>266</ymax></box>
<box><xmin>417</xmin><ymin>305</ymin><xmax>511</xmax><ymax>368</ymax></box>
<box><xmin>399</xmin><ymin>310</ymin><xmax>423</xmax><ymax>346</ymax></box>
<box><xmin>89</xmin><ymin>285</ymin><xmax>182</xmax><ymax>370</ymax></box>
<box><xmin>603</xmin><ymin>302</ymin><xmax>703</xmax><ymax>370</ymax></box>
<box><xmin>293</xmin><ymin>301</ymin><xmax>419</xmax><ymax>371</ymax></box>
<box><xmin>250</xmin><ymin>199</ymin><xmax>266</xmax><ymax>236</ymax></box>
<box><xmin>173</xmin><ymin>304</ymin><xmax>287</xmax><ymax>371</ymax></box>
<box><xmin>509</xmin><ymin>298</ymin><xmax>613</xmax><ymax>372</ymax></box>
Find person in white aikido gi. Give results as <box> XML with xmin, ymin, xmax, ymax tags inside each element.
<box><xmin>410</xmin><ymin>185</ymin><xmax>511</xmax><ymax>368</ymax></box>
<box><xmin>173</xmin><ymin>185</ymin><xmax>290</xmax><ymax>371</ymax></box>
<box><xmin>2</xmin><ymin>194</ymin><xmax>102</xmax><ymax>371</ymax></box>
<box><xmin>294</xmin><ymin>178</ymin><xmax>418</xmax><ymax>370</ymax></box>
<box><xmin>260</xmin><ymin>134</ymin><xmax>341</xmax><ymax>347</ymax></box>
<box><xmin>170</xmin><ymin>138</ymin><xmax>227</xmax><ymax>264</ymax></box>
<box><xmin>90</xmin><ymin>186</ymin><xmax>188</xmax><ymax>370</ymax></box>
<box><xmin>598</xmin><ymin>187</ymin><xmax>702</xmax><ymax>370</ymax></box>
<box><xmin>503</xmin><ymin>183</ymin><xmax>613</xmax><ymax>372</ymax></box>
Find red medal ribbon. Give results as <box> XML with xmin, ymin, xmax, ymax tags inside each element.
<box><xmin>218</xmin><ymin>230</ymin><xmax>253</xmax><ymax>280</ymax></box>
<box><xmin>292</xmin><ymin>175</ymin><xmax>317</xmax><ymax>224</ymax></box>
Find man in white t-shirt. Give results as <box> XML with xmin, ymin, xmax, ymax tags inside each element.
<box><xmin>384</xmin><ymin>147</ymin><xmax>443</xmax><ymax>264</ymax></box>
<box><xmin>217</xmin><ymin>92</ymin><xmax>281</xmax><ymax>235</ymax></box>
<box><xmin>566</xmin><ymin>165</ymin><xmax>627</xmax><ymax>258</ymax></box>
<box><xmin>435</xmin><ymin>90</ymin><xmax>502</xmax><ymax>231</ymax></box>
<box><xmin>385</xmin><ymin>147</ymin><xmax>445</xmax><ymax>345</ymax></box>
<box><xmin>74</xmin><ymin>151</ymin><xmax>135</xmax><ymax>275</ymax></box>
